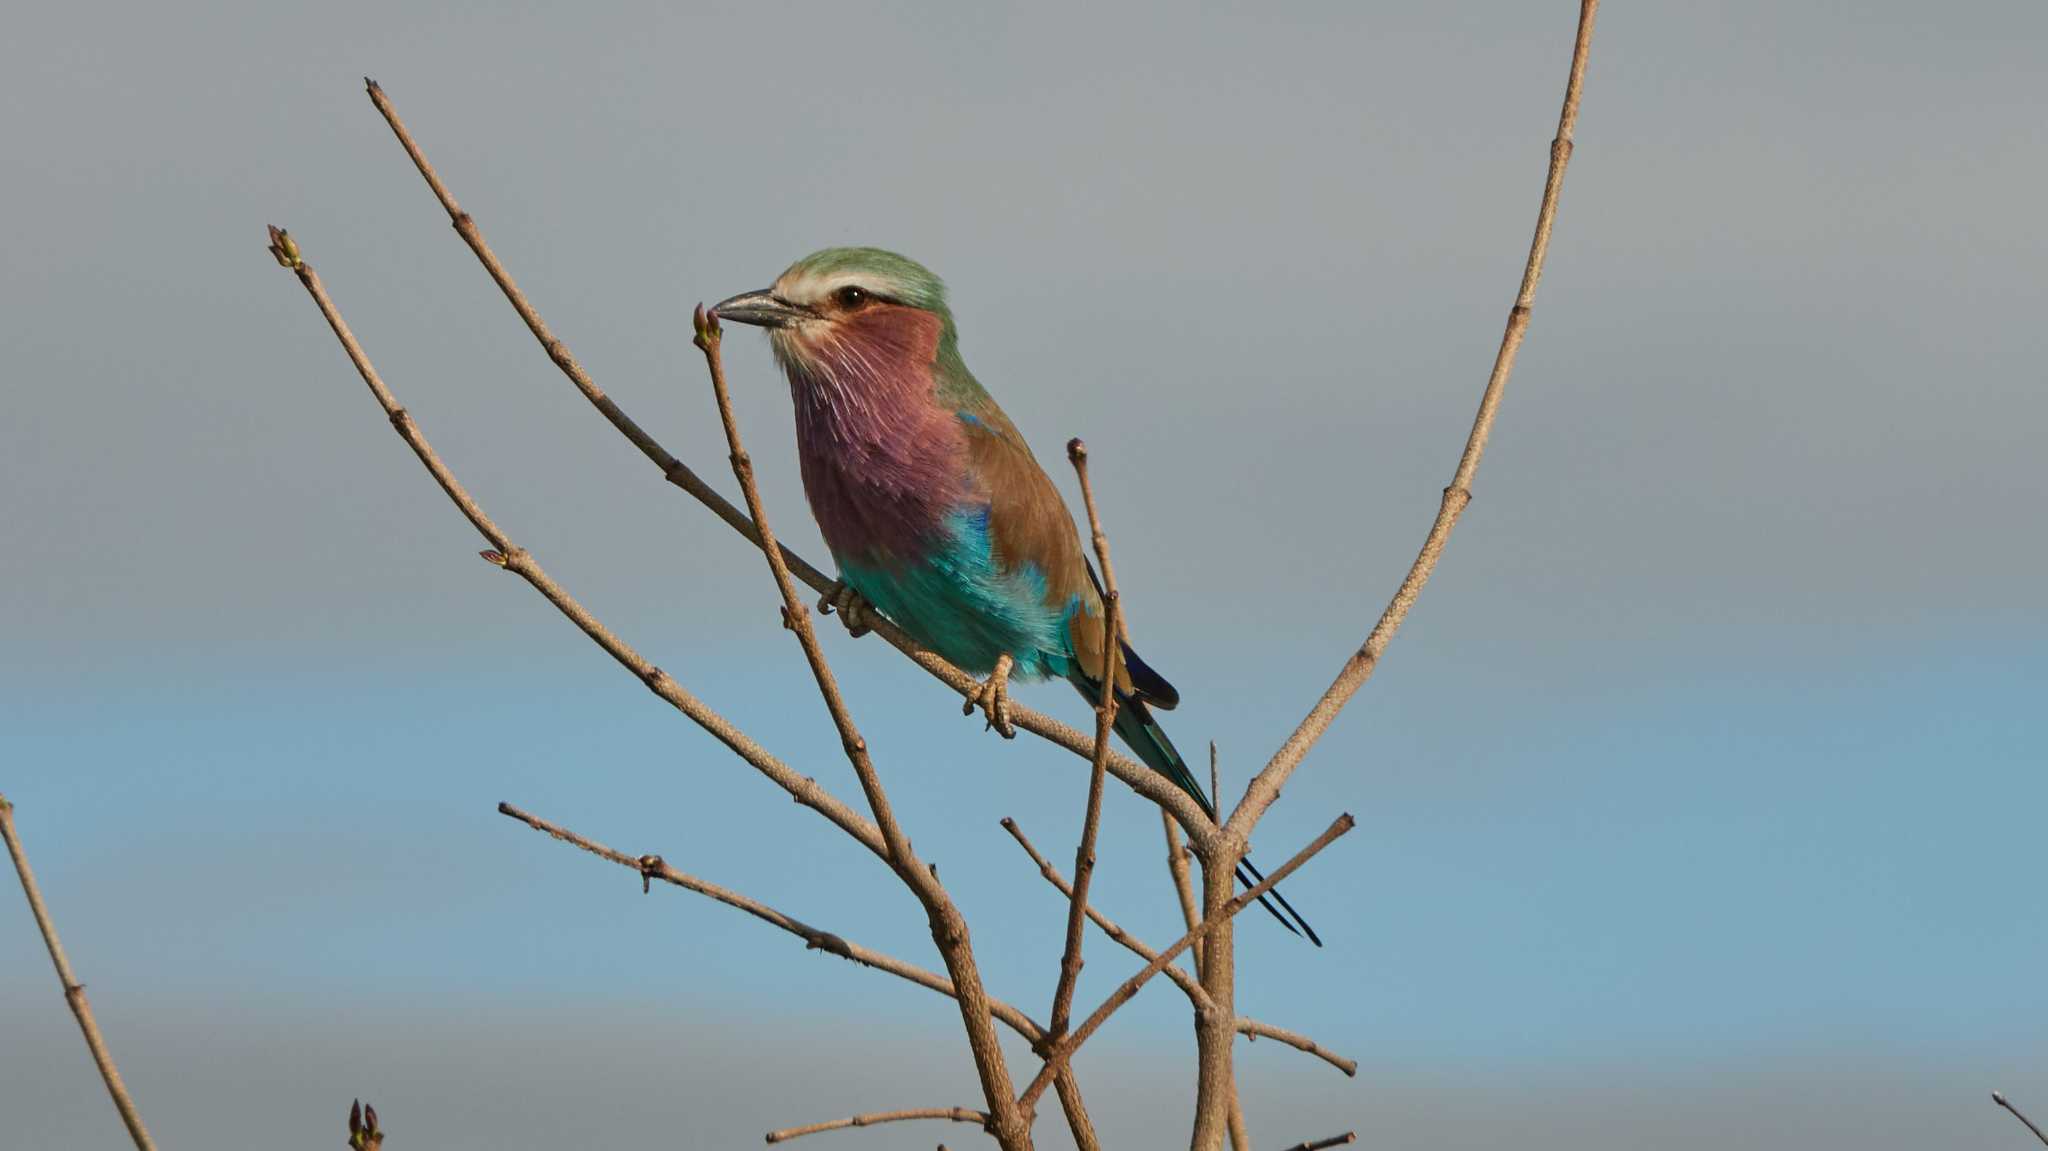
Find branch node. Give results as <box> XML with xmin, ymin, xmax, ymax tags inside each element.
<box><xmin>635</xmin><ymin>854</ymin><xmax>664</xmax><ymax>894</ymax></box>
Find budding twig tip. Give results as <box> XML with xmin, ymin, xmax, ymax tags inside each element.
<box><xmin>692</xmin><ymin>303</ymin><xmax>721</xmax><ymax>348</ymax></box>
<box><xmin>266</xmin><ymin>225</ymin><xmax>301</xmax><ymax>269</ymax></box>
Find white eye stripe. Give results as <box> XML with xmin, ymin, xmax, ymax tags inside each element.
<box><xmin>775</xmin><ymin>270</ymin><xmax>898</xmax><ymax>308</ymax></box>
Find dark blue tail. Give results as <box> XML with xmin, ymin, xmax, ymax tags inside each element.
<box><xmin>1083</xmin><ymin>681</ymin><xmax>1322</xmax><ymax>947</ymax></box>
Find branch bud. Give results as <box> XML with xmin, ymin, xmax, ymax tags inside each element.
<box><xmin>267</xmin><ymin>225</ymin><xmax>301</xmax><ymax>269</ymax></box>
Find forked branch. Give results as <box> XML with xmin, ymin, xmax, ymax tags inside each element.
<box><xmin>264</xmin><ymin>229</ymin><xmax>888</xmax><ymax>861</ymax></box>
<box><xmin>361</xmin><ymin>78</ymin><xmax>1214</xmax><ymax>843</ymax></box>
<box><xmin>1002</xmin><ymin>817</ymin><xmax>1357</xmax><ymax>1078</ymax></box>
<box><xmin>1017</xmin><ymin>814</ymin><xmax>1355</xmax><ymax>1114</ymax></box>
<box><xmin>694</xmin><ymin>310</ymin><xmax>1033</xmax><ymax>1151</ymax></box>
<box><xmin>1227</xmin><ymin>0</ymin><xmax>1601</xmax><ymax>841</ymax></box>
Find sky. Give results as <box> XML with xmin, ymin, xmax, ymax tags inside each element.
<box><xmin>3</xmin><ymin>1</ymin><xmax>2045</xmax><ymax>1148</ymax></box>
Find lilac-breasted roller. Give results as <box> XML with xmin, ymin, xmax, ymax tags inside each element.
<box><xmin>715</xmin><ymin>248</ymin><xmax>1317</xmax><ymax>944</ymax></box>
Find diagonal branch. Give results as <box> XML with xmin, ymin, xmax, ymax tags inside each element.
<box><xmin>263</xmin><ymin>228</ymin><xmax>887</xmax><ymax>860</ymax></box>
<box><xmin>1162</xmin><ymin>810</ymin><xmax>1205</xmax><ymax>977</ymax></box>
<box><xmin>1016</xmin><ymin>814</ymin><xmax>1355</xmax><ymax>1115</ymax></box>
<box><xmin>1227</xmin><ymin>0</ymin><xmax>1602</xmax><ymax>842</ymax></box>
<box><xmin>497</xmin><ymin>802</ymin><xmax>1049</xmax><ymax>1043</ymax></box>
<box><xmin>1002</xmin><ymin>818</ymin><xmax>1357</xmax><ymax>1078</ymax></box>
<box><xmin>766</xmin><ymin>1106</ymin><xmax>990</xmax><ymax>1145</ymax></box>
<box><xmin>1995</xmin><ymin>1092</ymin><xmax>2048</xmax><ymax>1148</ymax></box>
<box><xmin>1</xmin><ymin>794</ymin><xmax>158</xmax><ymax>1151</ymax></box>
<box><xmin>694</xmin><ymin>310</ymin><xmax>1032</xmax><ymax>1151</ymax></box>
<box><xmin>1278</xmin><ymin>1134</ymin><xmax>1356</xmax><ymax>1151</ymax></box>
<box><xmin>361</xmin><ymin>78</ymin><xmax>1214</xmax><ymax>844</ymax></box>
<box><xmin>1048</xmin><ymin>438</ymin><xmax>1122</xmax><ymax>1043</ymax></box>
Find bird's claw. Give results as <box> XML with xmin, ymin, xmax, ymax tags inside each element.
<box><xmin>818</xmin><ymin>582</ymin><xmax>873</xmax><ymax>638</ymax></box>
<box><xmin>963</xmin><ymin>653</ymin><xmax>1017</xmax><ymax>739</ymax></box>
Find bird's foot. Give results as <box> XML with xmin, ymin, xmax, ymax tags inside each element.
<box><xmin>817</xmin><ymin>581</ymin><xmax>873</xmax><ymax>638</ymax></box>
<box><xmin>962</xmin><ymin>653</ymin><xmax>1017</xmax><ymax>739</ymax></box>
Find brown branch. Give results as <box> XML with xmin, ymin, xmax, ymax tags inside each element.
<box><xmin>1995</xmin><ymin>1092</ymin><xmax>2048</xmax><ymax>1148</ymax></box>
<box><xmin>1278</xmin><ymin>1134</ymin><xmax>1356</xmax><ymax>1151</ymax></box>
<box><xmin>1002</xmin><ymin>818</ymin><xmax>1356</xmax><ymax>1078</ymax></box>
<box><xmin>1236</xmin><ymin>1020</ymin><xmax>1356</xmax><ymax>1078</ymax></box>
<box><xmin>497</xmin><ymin>802</ymin><xmax>1051</xmax><ymax>1043</ymax></box>
<box><xmin>1226</xmin><ymin>0</ymin><xmax>1602</xmax><ymax>841</ymax></box>
<box><xmin>1017</xmin><ymin>814</ymin><xmax>1355</xmax><ymax>1115</ymax></box>
<box><xmin>0</xmin><ymin>794</ymin><xmax>158</xmax><ymax>1151</ymax></box>
<box><xmin>1006</xmin><ymin>816</ymin><xmax>1215</xmax><ymax>1016</ymax></box>
<box><xmin>360</xmin><ymin>78</ymin><xmax>1214</xmax><ymax>844</ymax></box>
<box><xmin>1048</xmin><ymin>438</ymin><xmax>1122</xmax><ymax>1045</ymax></box>
<box><xmin>1160</xmin><ymin>801</ymin><xmax>1251</xmax><ymax>1149</ymax></box>
<box><xmin>695</xmin><ymin>311</ymin><xmax>1033</xmax><ymax>1151</ymax></box>
<box><xmin>766</xmin><ymin>1107</ymin><xmax>989</xmax><ymax>1144</ymax></box>
<box><xmin>1162</xmin><ymin>811</ymin><xmax>1205</xmax><ymax>975</ymax></box>
<box><xmin>264</xmin><ymin>229</ymin><xmax>889</xmax><ymax>861</ymax></box>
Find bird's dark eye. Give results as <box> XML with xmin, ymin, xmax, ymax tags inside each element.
<box><xmin>835</xmin><ymin>285</ymin><xmax>869</xmax><ymax>308</ymax></box>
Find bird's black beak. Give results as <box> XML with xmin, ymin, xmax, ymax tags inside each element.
<box><xmin>712</xmin><ymin>289</ymin><xmax>813</xmax><ymax>330</ymax></box>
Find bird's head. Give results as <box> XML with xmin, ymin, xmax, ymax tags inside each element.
<box><xmin>714</xmin><ymin>247</ymin><xmax>958</xmax><ymax>395</ymax></box>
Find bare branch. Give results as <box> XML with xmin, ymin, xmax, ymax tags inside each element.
<box><xmin>1003</xmin><ymin>818</ymin><xmax>1356</xmax><ymax>1078</ymax></box>
<box><xmin>1277</xmin><ymin>1134</ymin><xmax>1356</xmax><ymax>1151</ymax></box>
<box><xmin>1227</xmin><ymin>0</ymin><xmax>1602</xmax><ymax>840</ymax></box>
<box><xmin>1995</xmin><ymin>1092</ymin><xmax>2048</xmax><ymax>1148</ymax></box>
<box><xmin>0</xmin><ymin>794</ymin><xmax>158</xmax><ymax>1151</ymax></box>
<box><xmin>1005</xmin><ymin>816</ymin><xmax>1215</xmax><ymax>1016</ymax></box>
<box><xmin>694</xmin><ymin>312</ymin><xmax>1031</xmax><ymax>1150</ymax></box>
<box><xmin>1049</xmin><ymin>438</ymin><xmax>1122</xmax><ymax>1043</ymax></box>
<box><xmin>766</xmin><ymin>1107</ymin><xmax>989</xmax><ymax>1144</ymax></box>
<box><xmin>1018</xmin><ymin>815</ymin><xmax>1355</xmax><ymax>1114</ymax></box>
<box><xmin>498</xmin><ymin>802</ymin><xmax>1052</xmax><ymax>1043</ymax></box>
<box><xmin>1161</xmin><ymin>812</ymin><xmax>1206</xmax><ymax>974</ymax></box>
<box><xmin>265</xmin><ymin>233</ymin><xmax>888</xmax><ymax>861</ymax></box>
<box><xmin>360</xmin><ymin>80</ymin><xmax>1214</xmax><ymax>843</ymax></box>
<box><xmin>1236</xmin><ymin>1020</ymin><xmax>1356</xmax><ymax>1078</ymax></box>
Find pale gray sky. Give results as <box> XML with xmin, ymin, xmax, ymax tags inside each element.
<box><xmin>3</xmin><ymin>2</ymin><xmax>2045</xmax><ymax>1148</ymax></box>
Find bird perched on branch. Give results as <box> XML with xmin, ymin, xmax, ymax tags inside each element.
<box><xmin>715</xmin><ymin>248</ymin><xmax>1317</xmax><ymax>945</ymax></box>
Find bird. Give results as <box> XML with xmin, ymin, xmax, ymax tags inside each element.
<box><xmin>714</xmin><ymin>247</ymin><xmax>1318</xmax><ymax>945</ymax></box>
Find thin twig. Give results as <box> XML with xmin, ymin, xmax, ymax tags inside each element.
<box><xmin>1277</xmin><ymin>1134</ymin><xmax>1356</xmax><ymax>1151</ymax></box>
<box><xmin>1227</xmin><ymin>0</ymin><xmax>1602</xmax><ymax>842</ymax></box>
<box><xmin>1995</xmin><ymin>1092</ymin><xmax>2048</xmax><ymax>1148</ymax></box>
<box><xmin>695</xmin><ymin>311</ymin><xmax>1033</xmax><ymax>1151</ymax></box>
<box><xmin>1209</xmin><ymin>742</ymin><xmax>1222</xmax><ymax>820</ymax></box>
<box><xmin>265</xmin><ymin>229</ymin><xmax>888</xmax><ymax>862</ymax></box>
<box><xmin>1002</xmin><ymin>818</ymin><xmax>1356</xmax><ymax>1077</ymax></box>
<box><xmin>497</xmin><ymin>803</ymin><xmax>1049</xmax><ymax>1044</ymax></box>
<box><xmin>0</xmin><ymin>795</ymin><xmax>158</xmax><ymax>1151</ymax></box>
<box><xmin>362</xmin><ymin>78</ymin><xmax>1214</xmax><ymax>844</ymax></box>
<box><xmin>1007</xmin><ymin>817</ymin><xmax>1214</xmax><ymax>1015</ymax></box>
<box><xmin>1236</xmin><ymin>1020</ymin><xmax>1356</xmax><ymax>1078</ymax></box>
<box><xmin>766</xmin><ymin>1107</ymin><xmax>989</xmax><ymax>1144</ymax></box>
<box><xmin>1162</xmin><ymin>812</ymin><xmax>1206</xmax><ymax>975</ymax></box>
<box><xmin>1049</xmin><ymin>439</ymin><xmax>1122</xmax><ymax>1044</ymax></box>
<box><xmin>1017</xmin><ymin>814</ymin><xmax>1355</xmax><ymax>1114</ymax></box>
